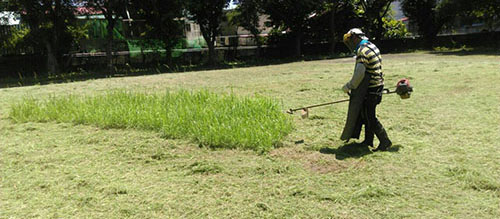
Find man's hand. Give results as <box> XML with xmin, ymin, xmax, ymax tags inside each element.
<box><xmin>342</xmin><ymin>83</ymin><xmax>351</xmax><ymax>94</ymax></box>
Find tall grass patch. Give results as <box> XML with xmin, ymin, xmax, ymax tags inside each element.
<box><xmin>9</xmin><ymin>90</ymin><xmax>293</xmax><ymax>152</ymax></box>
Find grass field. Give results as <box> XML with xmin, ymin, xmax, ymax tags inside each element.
<box><xmin>1</xmin><ymin>51</ymin><xmax>499</xmax><ymax>218</ymax></box>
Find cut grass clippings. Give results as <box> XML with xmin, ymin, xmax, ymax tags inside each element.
<box><xmin>9</xmin><ymin>90</ymin><xmax>294</xmax><ymax>152</ymax></box>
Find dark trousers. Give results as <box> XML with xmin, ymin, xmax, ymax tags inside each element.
<box><xmin>361</xmin><ymin>86</ymin><xmax>384</xmax><ymax>140</ymax></box>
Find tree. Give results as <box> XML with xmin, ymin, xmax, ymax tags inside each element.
<box><xmin>232</xmin><ymin>0</ymin><xmax>265</xmax><ymax>57</ymax></box>
<box><xmin>8</xmin><ymin>0</ymin><xmax>79</xmax><ymax>74</ymax></box>
<box><xmin>86</xmin><ymin>0</ymin><xmax>129</xmax><ymax>74</ymax></box>
<box><xmin>382</xmin><ymin>16</ymin><xmax>408</xmax><ymax>39</ymax></box>
<box><xmin>474</xmin><ymin>0</ymin><xmax>500</xmax><ymax>31</ymax></box>
<box><xmin>323</xmin><ymin>0</ymin><xmax>356</xmax><ymax>54</ymax></box>
<box><xmin>357</xmin><ymin>0</ymin><xmax>394</xmax><ymax>42</ymax></box>
<box><xmin>262</xmin><ymin>0</ymin><xmax>323</xmax><ymax>57</ymax></box>
<box><xmin>400</xmin><ymin>0</ymin><xmax>456</xmax><ymax>47</ymax></box>
<box><xmin>130</xmin><ymin>0</ymin><xmax>184</xmax><ymax>64</ymax></box>
<box><xmin>452</xmin><ymin>0</ymin><xmax>500</xmax><ymax>31</ymax></box>
<box><xmin>186</xmin><ymin>0</ymin><xmax>231</xmax><ymax>65</ymax></box>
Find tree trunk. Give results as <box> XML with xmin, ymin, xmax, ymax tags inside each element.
<box><xmin>254</xmin><ymin>34</ymin><xmax>261</xmax><ymax>58</ymax></box>
<box><xmin>375</xmin><ymin>2</ymin><xmax>392</xmax><ymax>42</ymax></box>
<box><xmin>424</xmin><ymin>32</ymin><xmax>437</xmax><ymax>48</ymax></box>
<box><xmin>46</xmin><ymin>41</ymin><xmax>59</xmax><ymax>74</ymax></box>
<box><xmin>424</xmin><ymin>24</ymin><xmax>442</xmax><ymax>48</ymax></box>
<box><xmin>329</xmin><ymin>8</ymin><xmax>337</xmax><ymax>55</ymax></box>
<box><xmin>375</xmin><ymin>16</ymin><xmax>384</xmax><ymax>42</ymax></box>
<box><xmin>294</xmin><ymin>32</ymin><xmax>303</xmax><ymax>57</ymax></box>
<box><xmin>165</xmin><ymin>46</ymin><xmax>173</xmax><ymax>65</ymax></box>
<box><xmin>48</xmin><ymin>2</ymin><xmax>60</xmax><ymax>74</ymax></box>
<box><xmin>208</xmin><ymin>37</ymin><xmax>216</xmax><ymax>65</ymax></box>
<box><xmin>106</xmin><ymin>18</ymin><xmax>115</xmax><ymax>74</ymax></box>
<box><xmin>141</xmin><ymin>47</ymin><xmax>145</xmax><ymax>65</ymax></box>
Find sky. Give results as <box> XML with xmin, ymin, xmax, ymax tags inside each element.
<box><xmin>227</xmin><ymin>0</ymin><xmax>240</xmax><ymax>10</ymax></box>
<box><xmin>391</xmin><ymin>1</ymin><xmax>406</xmax><ymax>20</ymax></box>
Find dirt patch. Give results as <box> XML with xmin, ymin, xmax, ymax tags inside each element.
<box><xmin>270</xmin><ymin>147</ymin><xmax>365</xmax><ymax>174</ymax></box>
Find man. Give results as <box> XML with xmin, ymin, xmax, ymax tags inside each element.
<box><xmin>340</xmin><ymin>28</ymin><xmax>392</xmax><ymax>151</ymax></box>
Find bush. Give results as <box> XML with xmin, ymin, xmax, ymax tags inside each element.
<box><xmin>9</xmin><ymin>90</ymin><xmax>294</xmax><ymax>152</ymax></box>
<box><xmin>382</xmin><ymin>17</ymin><xmax>409</xmax><ymax>39</ymax></box>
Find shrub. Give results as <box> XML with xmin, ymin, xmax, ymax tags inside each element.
<box><xmin>383</xmin><ymin>17</ymin><xmax>409</xmax><ymax>39</ymax></box>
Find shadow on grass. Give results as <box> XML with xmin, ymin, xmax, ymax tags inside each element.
<box><xmin>429</xmin><ymin>47</ymin><xmax>500</xmax><ymax>56</ymax></box>
<box><xmin>320</xmin><ymin>143</ymin><xmax>401</xmax><ymax>160</ymax></box>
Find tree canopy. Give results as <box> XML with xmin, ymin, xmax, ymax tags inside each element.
<box><xmin>1</xmin><ymin>0</ymin><xmax>499</xmax><ymax>74</ymax></box>
<box><xmin>130</xmin><ymin>0</ymin><xmax>184</xmax><ymax>63</ymax></box>
<box><xmin>185</xmin><ymin>0</ymin><xmax>231</xmax><ymax>65</ymax></box>
<box><xmin>399</xmin><ymin>0</ymin><xmax>489</xmax><ymax>47</ymax></box>
<box><xmin>231</xmin><ymin>0</ymin><xmax>265</xmax><ymax>55</ymax></box>
<box><xmin>8</xmin><ymin>0</ymin><xmax>81</xmax><ymax>73</ymax></box>
<box><xmin>85</xmin><ymin>0</ymin><xmax>129</xmax><ymax>73</ymax></box>
<box><xmin>262</xmin><ymin>0</ymin><xmax>323</xmax><ymax>57</ymax></box>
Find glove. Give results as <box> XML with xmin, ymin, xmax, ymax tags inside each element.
<box><xmin>342</xmin><ymin>83</ymin><xmax>351</xmax><ymax>94</ymax></box>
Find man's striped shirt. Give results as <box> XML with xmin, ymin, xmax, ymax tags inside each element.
<box><xmin>356</xmin><ymin>41</ymin><xmax>384</xmax><ymax>87</ymax></box>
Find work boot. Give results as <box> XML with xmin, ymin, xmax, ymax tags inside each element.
<box><xmin>361</xmin><ymin>129</ymin><xmax>374</xmax><ymax>147</ymax></box>
<box><xmin>373</xmin><ymin>128</ymin><xmax>392</xmax><ymax>152</ymax></box>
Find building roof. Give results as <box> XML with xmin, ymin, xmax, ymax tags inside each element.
<box><xmin>75</xmin><ymin>7</ymin><xmax>102</xmax><ymax>16</ymax></box>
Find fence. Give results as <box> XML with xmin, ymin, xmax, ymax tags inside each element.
<box><xmin>1</xmin><ymin>31</ymin><xmax>499</xmax><ymax>78</ymax></box>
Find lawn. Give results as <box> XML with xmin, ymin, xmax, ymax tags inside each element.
<box><xmin>1</xmin><ymin>51</ymin><xmax>499</xmax><ymax>218</ymax></box>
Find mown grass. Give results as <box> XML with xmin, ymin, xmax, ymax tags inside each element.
<box><xmin>9</xmin><ymin>90</ymin><xmax>293</xmax><ymax>152</ymax></box>
<box><xmin>1</xmin><ymin>51</ymin><xmax>499</xmax><ymax>218</ymax></box>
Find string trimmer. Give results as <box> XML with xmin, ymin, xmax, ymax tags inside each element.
<box><xmin>286</xmin><ymin>79</ymin><xmax>413</xmax><ymax>118</ymax></box>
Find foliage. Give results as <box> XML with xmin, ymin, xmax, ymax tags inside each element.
<box><xmin>9</xmin><ymin>90</ymin><xmax>294</xmax><ymax>152</ymax></box>
<box><xmin>0</xmin><ymin>25</ymin><xmax>30</xmax><ymax>53</ymax></box>
<box><xmin>85</xmin><ymin>0</ymin><xmax>129</xmax><ymax>73</ymax></box>
<box><xmin>473</xmin><ymin>0</ymin><xmax>500</xmax><ymax>30</ymax></box>
<box><xmin>185</xmin><ymin>0</ymin><xmax>231</xmax><ymax>65</ymax></box>
<box><xmin>382</xmin><ymin>16</ymin><xmax>408</xmax><ymax>39</ymax></box>
<box><xmin>130</xmin><ymin>0</ymin><xmax>184</xmax><ymax>62</ymax></box>
<box><xmin>67</xmin><ymin>22</ymin><xmax>89</xmax><ymax>42</ymax></box>
<box><xmin>306</xmin><ymin>0</ymin><xmax>357</xmax><ymax>50</ymax></box>
<box><xmin>324</xmin><ymin>0</ymin><xmax>357</xmax><ymax>53</ymax></box>
<box><xmin>356</xmin><ymin>0</ymin><xmax>393</xmax><ymax>41</ymax></box>
<box><xmin>451</xmin><ymin>0</ymin><xmax>500</xmax><ymax>31</ymax></box>
<box><xmin>262</xmin><ymin>0</ymin><xmax>323</xmax><ymax>56</ymax></box>
<box><xmin>400</xmin><ymin>0</ymin><xmax>457</xmax><ymax>47</ymax></box>
<box><xmin>231</xmin><ymin>0</ymin><xmax>265</xmax><ymax>49</ymax></box>
<box><xmin>4</xmin><ymin>0</ymin><xmax>500</xmax><ymax>76</ymax></box>
<box><xmin>7</xmin><ymin>0</ymin><xmax>80</xmax><ymax>73</ymax></box>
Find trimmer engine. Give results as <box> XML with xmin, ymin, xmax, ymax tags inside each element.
<box><xmin>395</xmin><ymin>79</ymin><xmax>413</xmax><ymax>99</ymax></box>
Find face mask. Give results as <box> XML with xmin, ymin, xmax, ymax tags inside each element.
<box><xmin>343</xmin><ymin>33</ymin><xmax>357</xmax><ymax>53</ymax></box>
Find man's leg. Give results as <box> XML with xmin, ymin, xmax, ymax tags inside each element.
<box><xmin>364</xmin><ymin>93</ymin><xmax>392</xmax><ymax>151</ymax></box>
<box><xmin>361</xmin><ymin>108</ymin><xmax>374</xmax><ymax>147</ymax></box>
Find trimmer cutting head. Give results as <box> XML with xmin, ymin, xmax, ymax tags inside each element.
<box><xmin>285</xmin><ymin>108</ymin><xmax>309</xmax><ymax>119</ymax></box>
<box><xmin>300</xmin><ymin>108</ymin><xmax>309</xmax><ymax>119</ymax></box>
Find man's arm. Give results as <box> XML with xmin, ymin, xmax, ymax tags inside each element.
<box><xmin>344</xmin><ymin>62</ymin><xmax>366</xmax><ymax>91</ymax></box>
